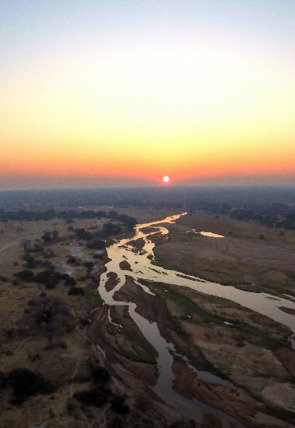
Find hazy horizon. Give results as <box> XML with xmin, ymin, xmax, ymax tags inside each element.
<box><xmin>1</xmin><ymin>175</ymin><xmax>295</xmax><ymax>192</ymax></box>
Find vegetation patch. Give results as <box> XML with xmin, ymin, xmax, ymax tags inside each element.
<box><xmin>6</xmin><ymin>368</ymin><xmax>55</xmax><ymax>404</ymax></box>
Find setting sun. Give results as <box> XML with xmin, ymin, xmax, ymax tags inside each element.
<box><xmin>163</xmin><ymin>176</ymin><xmax>170</xmax><ymax>184</ymax></box>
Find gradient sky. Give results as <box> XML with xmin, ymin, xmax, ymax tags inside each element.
<box><xmin>1</xmin><ymin>0</ymin><xmax>295</xmax><ymax>189</ymax></box>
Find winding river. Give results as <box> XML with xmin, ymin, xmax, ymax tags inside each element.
<box><xmin>98</xmin><ymin>213</ymin><xmax>295</xmax><ymax>425</ymax></box>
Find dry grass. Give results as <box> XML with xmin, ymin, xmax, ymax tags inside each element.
<box><xmin>153</xmin><ymin>211</ymin><xmax>295</xmax><ymax>295</ymax></box>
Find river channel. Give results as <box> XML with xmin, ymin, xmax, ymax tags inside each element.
<box><xmin>98</xmin><ymin>213</ymin><xmax>295</xmax><ymax>425</ymax></box>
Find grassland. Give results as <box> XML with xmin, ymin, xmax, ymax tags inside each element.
<box><xmin>153</xmin><ymin>210</ymin><xmax>295</xmax><ymax>296</ymax></box>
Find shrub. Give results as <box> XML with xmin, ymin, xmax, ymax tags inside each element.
<box><xmin>68</xmin><ymin>286</ymin><xmax>85</xmax><ymax>295</ymax></box>
<box><xmin>15</xmin><ymin>269</ymin><xmax>35</xmax><ymax>282</ymax></box>
<box><xmin>67</xmin><ymin>256</ymin><xmax>78</xmax><ymax>264</ymax></box>
<box><xmin>45</xmin><ymin>281</ymin><xmax>56</xmax><ymax>289</ymax></box>
<box><xmin>65</xmin><ymin>276</ymin><xmax>76</xmax><ymax>286</ymax></box>
<box><xmin>8</xmin><ymin>368</ymin><xmax>55</xmax><ymax>404</ymax></box>
<box><xmin>22</xmin><ymin>254</ymin><xmax>36</xmax><ymax>268</ymax></box>
<box><xmin>59</xmin><ymin>273</ymin><xmax>70</xmax><ymax>281</ymax></box>
<box><xmin>35</xmin><ymin>270</ymin><xmax>59</xmax><ymax>285</ymax></box>
<box><xmin>87</xmin><ymin>239</ymin><xmax>105</xmax><ymax>250</ymax></box>
<box><xmin>66</xmin><ymin>323</ymin><xmax>75</xmax><ymax>333</ymax></box>
<box><xmin>84</xmin><ymin>261</ymin><xmax>94</xmax><ymax>270</ymax></box>
<box><xmin>93</xmin><ymin>253</ymin><xmax>103</xmax><ymax>259</ymax></box>
<box><xmin>107</xmin><ymin>415</ymin><xmax>124</xmax><ymax>428</ymax></box>
<box><xmin>67</xmin><ymin>399</ymin><xmax>78</xmax><ymax>415</ymax></box>
<box><xmin>110</xmin><ymin>395</ymin><xmax>129</xmax><ymax>415</ymax></box>
<box><xmin>73</xmin><ymin>385</ymin><xmax>109</xmax><ymax>407</ymax></box>
<box><xmin>0</xmin><ymin>371</ymin><xmax>6</xmax><ymax>388</ymax></box>
<box><xmin>91</xmin><ymin>365</ymin><xmax>110</xmax><ymax>384</ymax></box>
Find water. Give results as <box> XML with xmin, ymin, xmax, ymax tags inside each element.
<box><xmin>98</xmin><ymin>213</ymin><xmax>295</xmax><ymax>425</ymax></box>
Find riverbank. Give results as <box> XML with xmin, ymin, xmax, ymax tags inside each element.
<box><xmin>109</xmin><ymin>275</ymin><xmax>295</xmax><ymax>427</ymax></box>
<box><xmin>152</xmin><ymin>211</ymin><xmax>295</xmax><ymax>296</ymax></box>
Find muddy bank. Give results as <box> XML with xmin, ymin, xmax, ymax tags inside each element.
<box><xmin>126</xmin><ymin>237</ymin><xmax>145</xmax><ymax>250</ymax></box>
<box><xmin>105</xmin><ymin>271</ymin><xmax>119</xmax><ymax>291</ymax></box>
<box><xmin>111</xmin><ymin>276</ymin><xmax>295</xmax><ymax>427</ymax></box>
<box><xmin>279</xmin><ymin>307</ymin><xmax>295</xmax><ymax>315</ymax></box>
<box><xmin>119</xmin><ymin>260</ymin><xmax>132</xmax><ymax>271</ymax></box>
<box><xmin>87</xmin><ymin>305</ymin><xmax>158</xmax><ymax>384</ymax></box>
<box><xmin>172</xmin><ymin>358</ymin><xmax>294</xmax><ymax>428</ymax></box>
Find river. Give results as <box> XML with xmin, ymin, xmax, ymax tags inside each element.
<box><xmin>98</xmin><ymin>213</ymin><xmax>295</xmax><ymax>425</ymax></box>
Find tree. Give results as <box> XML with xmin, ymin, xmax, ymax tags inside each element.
<box><xmin>41</xmin><ymin>231</ymin><xmax>52</xmax><ymax>243</ymax></box>
<box><xmin>52</xmin><ymin>230</ymin><xmax>59</xmax><ymax>240</ymax></box>
<box><xmin>7</xmin><ymin>368</ymin><xmax>55</xmax><ymax>404</ymax></box>
<box><xmin>26</xmin><ymin>296</ymin><xmax>70</xmax><ymax>348</ymax></box>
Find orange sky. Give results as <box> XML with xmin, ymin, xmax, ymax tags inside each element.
<box><xmin>1</xmin><ymin>1</ymin><xmax>295</xmax><ymax>189</ymax></box>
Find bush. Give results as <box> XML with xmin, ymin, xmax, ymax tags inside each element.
<box><xmin>66</xmin><ymin>323</ymin><xmax>75</xmax><ymax>333</ymax></box>
<box><xmin>59</xmin><ymin>273</ymin><xmax>70</xmax><ymax>281</ymax></box>
<box><xmin>87</xmin><ymin>239</ymin><xmax>105</xmax><ymax>250</ymax></box>
<box><xmin>107</xmin><ymin>415</ymin><xmax>124</xmax><ymax>428</ymax></box>
<box><xmin>68</xmin><ymin>286</ymin><xmax>85</xmax><ymax>295</ymax></box>
<box><xmin>110</xmin><ymin>395</ymin><xmax>129</xmax><ymax>415</ymax></box>
<box><xmin>45</xmin><ymin>281</ymin><xmax>56</xmax><ymax>289</ymax></box>
<box><xmin>84</xmin><ymin>261</ymin><xmax>94</xmax><ymax>270</ymax></box>
<box><xmin>67</xmin><ymin>256</ymin><xmax>78</xmax><ymax>264</ymax></box>
<box><xmin>91</xmin><ymin>365</ymin><xmax>110</xmax><ymax>384</ymax></box>
<box><xmin>93</xmin><ymin>253</ymin><xmax>103</xmax><ymax>259</ymax></box>
<box><xmin>67</xmin><ymin>399</ymin><xmax>78</xmax><ymax>415</ymax></box>
<box><xmin>65</xmin><ymin>276</ymin><xmax>76</xmax><ymax>286</ymax></box>
<box><xmin>7</xmin><ymin>368</ymin><xmax>55</xmax><ymax>404</ymax></box>
<box><xmin>0</xmin><ymin>371</ymin><xmax>6</xmax><ymax>388</ymax></box>
<box><xmin>22</xmin><ymin>254</ymin><xmax>36</xmax><ymax>268</ymax></box>
<box><xmin>35</xmin><ymin>270</ymin><xmax>59</xmax><ymax>285</ymax></box>
<box><xmin>73</xmin><ymin>385</ymin><xmax>109</xmax><ymax>407</ymax></box>
<box><xmin>15</xmin><ymin>269</ymin><xmax>35</xmax><ymax>282</ymax></box>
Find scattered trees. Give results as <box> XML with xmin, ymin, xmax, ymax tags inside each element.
<box><xmin>0</xmin><ymin>208</ymin><xmax>137</xmax><ymax>230</ymax></box>
<box><xmin>7</xmin><ymin>368</ymin><xmax>55</xmax><ymax>404</ymax></box>
<box><xmin>73</xmin><ymin>363</ymin><xmax>110</xmax><ymax>407</ymax></box>
<box><xmin>73</xmin><ymin>385</ymin><xmax>109</xmax><ymax>407</ymax></box>
<box><xmin>25</xmin><ymin>296</ymin><xmax>70</xmax><ymax>348</ymax></box>
<box><xmin>41</xmin><ymin>230</ymin><xmax>59</xmax><ymax>243</ymax></box>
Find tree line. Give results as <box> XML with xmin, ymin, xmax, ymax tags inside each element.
<box><xmin>0</xmin><ymin>209</ymin><xmax>137</xmax><ymax>230</ymax></box>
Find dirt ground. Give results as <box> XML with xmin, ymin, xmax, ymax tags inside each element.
<box><xmin>153</xmin><ymin>211</ymin><xmax>295</xmax><ymax>295</ymax></box>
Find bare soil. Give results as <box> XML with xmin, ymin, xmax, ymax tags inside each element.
<box><xmin>153</xmin><ymin>211</ymin><xmax>295</xmax><ymax>295</ymax></box>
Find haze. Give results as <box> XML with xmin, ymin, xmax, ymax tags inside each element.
<box><xmin>1</xmin><ymin>1</ymin><xmax>295</xmax><ymax>190</ymax></box>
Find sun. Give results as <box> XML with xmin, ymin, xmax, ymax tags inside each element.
<box><xmin>163</xmin><ymin>175</ymin><xmax>170</xmax><ymax>184</ymax></box>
